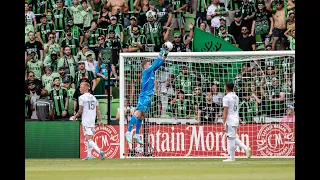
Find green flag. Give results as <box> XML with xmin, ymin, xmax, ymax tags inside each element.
<box><xmin>192</xmin><ymin>27</ymin><xmax>243</xmax><ymax>83</ymax></box>
<box><xmin>193</xmin><ymin>27</ymin><xmax>242</xmax><ymax>52</ymax></box>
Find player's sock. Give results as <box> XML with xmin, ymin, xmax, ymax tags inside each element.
<box><xmin>228</xmin><ymin>137</ymin><xmax>236</xmax><ymax>160</ymax></box>
<box><xmin>87</xmin><ymin>146</ymin><xmax>93</xmax><ymax>157</ymax></box>
<box><xmin>135</xmin><ymin>118</ymin><xmax>143</xmax><ymax>134</ymax></box>
<box><xmin>84</xmin><ymin>141</ymin><xmax>92</xmax><ymax>157</ymax></box>
<box><xmin>88</xmin><ymin>139</ymin><xmax>101</xmax><ymax>153</ymax></box>
<box><xmin>235</xmin><ymin>138</ymin><xmax>247</xmax><ymax>151</ymax></box>
<box><xmin>127</xmin><ymin>115</ymin><xmax>138</xmax><ymax>133</ymax></box>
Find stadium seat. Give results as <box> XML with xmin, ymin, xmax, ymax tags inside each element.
<box><xmin>112</xmin><ymin>87</ymin><xmax>120</xmax><ymax>99</ymax></box>
<box><xmin>98</xmin><ymin>99</ymin><xmax>109</xmax><ymax>124</ymax></box>
<box><xmin>184</xmin><ymin>14</ymin><xmax>195</xmax><ymax>31</ymax></box>
<box><xmin>111</xmin><ymin>98</ymin><xmax>120</xmax><ymax>117</ymax></box>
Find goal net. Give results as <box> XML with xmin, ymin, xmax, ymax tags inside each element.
<box><xmin>119</xmin><ymin>51</ymin><xmax>295</xmax><ymax>158</ymax></box>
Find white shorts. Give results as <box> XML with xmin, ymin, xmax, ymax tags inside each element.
<box><xmin>225</xmin><ymin>124</ymin><xmax>238</xmax><ymax>138</ymax></box>
<box><xmin>82</xmin><ymin>126</ymin><xmax>95</xmax><ymax>136</ymax></box>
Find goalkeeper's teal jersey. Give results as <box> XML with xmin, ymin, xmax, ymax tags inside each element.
<box><xmin>139</xmin><ymin>57</ymin><xmax>164</xmax><ymax>96</ymax></box>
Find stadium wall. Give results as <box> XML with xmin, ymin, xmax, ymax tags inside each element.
<box><xmin>79</xmin><ymin>123</ymin><xmax>295</xmax><ymax>158</ymax></box>
<box><xmin>25</xmin><ymin>121</ymin><xmax>80</xmax><ymax>158</ymax></box>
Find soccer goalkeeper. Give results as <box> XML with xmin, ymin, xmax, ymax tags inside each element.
<box><xmin>124</xmin><ymin>46</ymin><xmax>170</xmax><ymax>145</ymax></box>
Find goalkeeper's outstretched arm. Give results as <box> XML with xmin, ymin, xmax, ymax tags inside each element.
<box><xmin>144</xmin><ymin>48</ymin><xmax>168</xmax><ymax>73</ymax></box>
<box><xmin>150</xmin><ymin>57</ymin><xmax>166</xmax><ymax>72</ymax></box>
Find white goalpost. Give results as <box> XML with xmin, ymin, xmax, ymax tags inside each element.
<box><xmin>119</xmin><ymin>51</ymin><xmax>295</xmax><ymax>159</ymax></box>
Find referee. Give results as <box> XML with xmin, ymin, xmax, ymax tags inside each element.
<box><xmin>35</xmin><ymin>89</ymin><xmax>54</xmax><ymax>121</ymax></box>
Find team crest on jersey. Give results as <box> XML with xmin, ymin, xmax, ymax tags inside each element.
<box><xmin>91</xmin><ymin>125</ymin><xmax>120</xmax><ymax>158</ymax></box>
<box><xmin>256</xmin><ymin>124</ymin><xmax>295</xmax><ymax>156</ymax></box>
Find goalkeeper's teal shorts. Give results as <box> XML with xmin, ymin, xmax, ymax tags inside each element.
<box><xmin>136</xmin><ymin>95</ymin><xmax>151</xmax><ymax>113</ymax></box>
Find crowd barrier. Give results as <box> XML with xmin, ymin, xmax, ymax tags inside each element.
<box><xmin>25</xmin><ymin>121</ymin><xmax>80</xmax><ymax>158</ymax></box>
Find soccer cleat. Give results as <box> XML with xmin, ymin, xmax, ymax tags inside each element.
<box><xmin>246</xmin><ymin>147</ymin><xmax>252</xmax><ymax>158</ymax></box>
<box><xmin>82</xmin><ymin>156</ymin><xmax>93</xmax><ymax>160</ymax></box>
<box><xmin>159</xmin><ymin>48</ymin><xmax>169</xmax><ymax>58</ymax></box>
<box><xmin>125</xmin><ymin>132</ymin><xmax>132</xmax><ymax>144</ymax></box>
<box><xmin>133</xmin><ymin>134</ymin><xmax>144</xmax><ymax>145</ymax></box>
<box><xmin>220</xmin><ymin>153</ymin><xmax>230</xmax><ymax>157</ymax></box>
<box><xmin>223</xmin><ymin>158</ymin><xmax>235</xmax><ymax>162</ymax></box>
<box><xmin>100</xmin><ymin>151</ymin><xmax>105</xmax><ymax>160</ymax></box>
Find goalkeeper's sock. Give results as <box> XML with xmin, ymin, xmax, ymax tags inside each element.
<box><xmin>235</xmin><ymin>138</ymin><xmax>247</xmax><ymax>151</ymax></box>
<box><xmin>127</xmin><ymin>115</ymin><xmax>138</xmax><ymax>132</ymax></box>
<box><xmin>88</xmin><ymin>139</ymin><xmax>101</xmax><ymax>153</ymax></box>
<box><xmin>228</xmin><ymin>137</ymin><xmax>236</xmax><ymax>160</ymax></box>
<box><xmin>135</xmin><ymin>118</ymin><xmax>143</xmax><ymax>134</ymax></box>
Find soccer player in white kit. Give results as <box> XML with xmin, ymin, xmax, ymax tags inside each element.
<box><xmin>222</xmin><ymin>81</ymin><xmax>252</xmax><ymax>162</ymax></box>
<box><xmin>72</xmin><ymin>82</ymin><xmax>105</xmax><ymax>160</ymax></box>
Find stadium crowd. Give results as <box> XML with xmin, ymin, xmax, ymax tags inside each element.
<box><xmin>25</xmin><ymin>0</ymin><xmax>295</xmax><ymax>123</ymax></box>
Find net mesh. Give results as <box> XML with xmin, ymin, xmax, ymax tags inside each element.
<box><xmin>121</xmin><ymin>53</ymin><xmax>295</xmax><ymax>158</ymax></box>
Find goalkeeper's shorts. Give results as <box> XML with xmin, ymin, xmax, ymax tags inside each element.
<box><xmin>136</xmin><ymin>95</ymin><xmax>151</xmax><ymax>113</ymax></box>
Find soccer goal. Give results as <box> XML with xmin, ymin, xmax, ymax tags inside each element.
<box><xmin>119</xmin><ymin>51</ymin><xmax>295</xmax><ymax>159</ymax></box>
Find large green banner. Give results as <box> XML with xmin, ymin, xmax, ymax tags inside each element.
<box><xmin>192</xmin><ymin>27</ymin><xmax>243</xmax><ymax>83</ymax></box>
<box><xmin>193</xmin><ymin>27</ymin><xmax>242</xmax><ymax>52</ymax></box>
<box><xmin>25</xmin><ymin>121</ymin><xmax>80</xmax><ymax>158</ymax></box>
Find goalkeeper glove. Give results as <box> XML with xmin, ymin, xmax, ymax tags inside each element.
<box><xmin>159</xmin><ymin>47</ymin><xmax>169</xmax><ymax>58</ymax></box>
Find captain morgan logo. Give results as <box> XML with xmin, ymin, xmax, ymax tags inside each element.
<box><xmin>256</xmin><ymin>124</ymin><xmax>295</xmax><ymax>156</ymax></box>
<box><xmin>91</xmin><ymin>125</ymin><xmax>120</xmax><ymax>158</ymax></box>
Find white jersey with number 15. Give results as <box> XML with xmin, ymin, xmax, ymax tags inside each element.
<box><xmin>222</xmin><ymin>92</ymin><xmax>239</xmax><ymax>127</ymax></box>
<box><xmin>79</xmin><ymin>93</ymin><xmax>99</xmax><ymax>127</ymax></box>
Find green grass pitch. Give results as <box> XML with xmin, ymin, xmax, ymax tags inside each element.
<box><xmin>25</xmin><ymin>158</ymin><xmax>294</xmax><ymax>180</ymax></box>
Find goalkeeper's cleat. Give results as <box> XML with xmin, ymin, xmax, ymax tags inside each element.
<box><xmin>100</xmin><ymin>151</ymin><xmax>105</xmax><ymax>160</ymax></box>
<box><xmin>82</xmin><ymin>156</ymin><xmax>93</xmax><ymax>160</ymax></box>
<box><xmin>159</xmin><ymin>48</ymin><xmax>169</xmax><ymax>58</ymax></box>
<box><xmin>223</xmin><ymin>158</ymin><xmax>235</xmax><ymax>162</ymax></box>
<box><xmin>133</xmin><ymin>134</ymin><xmax>144</xmax><ymax>145</ymax></box>
<box><xmin>246</xmin><ymin>147</ymin><xmax>252</xmax><ymax>158</ymax></box>
<box><xmin>125</xmin><ymin>132</ymin><xmax>132</xmax><ymax>144</ymax></box>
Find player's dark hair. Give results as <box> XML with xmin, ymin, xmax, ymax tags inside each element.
<box><xmin>179</xmin><ymin>90</ymin><xmax>185</xmax><ymax>95</ymax></box>
<box><xmin>225</xmin><ymin>81</ymin><xmax>234</xmax><ymax>92</ymax></box>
